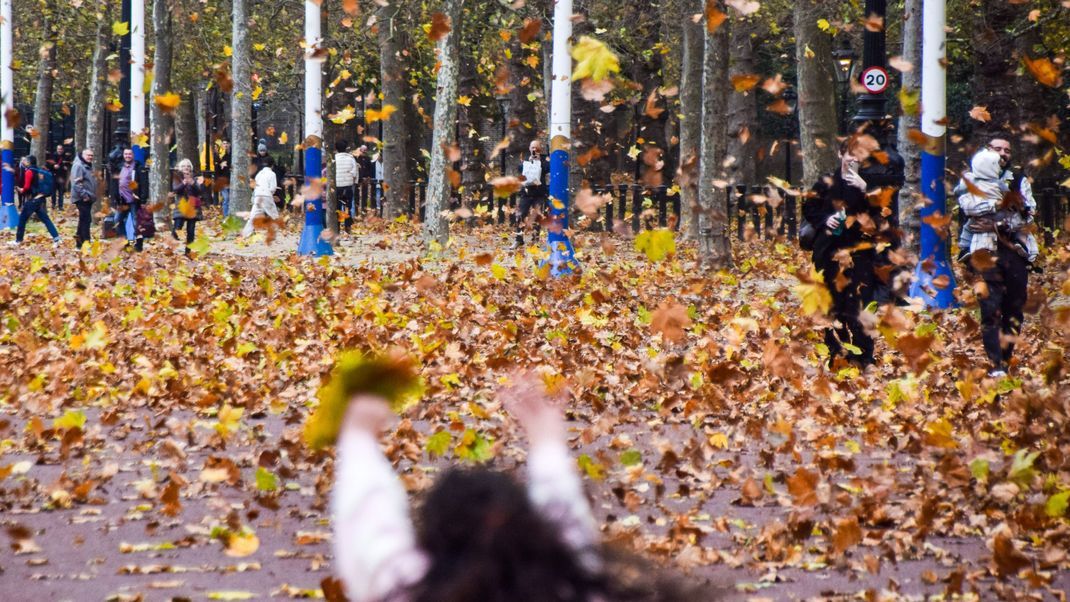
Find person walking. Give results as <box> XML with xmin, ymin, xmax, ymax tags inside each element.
<box><xmin>334</xmin><ymin>141</ymin><xmax>358</xmax><ymax>234</ymax></box>
<box><xmin>114</xmin><ymin>148</ymin><xmax>146</xmax><ymax>251</ymax></box>
<box><xmin>512</xmin><ymin>139</ymin><xmax>549</xmax><ymax>249</ymax></box>
<box><xmin>241</xmin><ymin>155</ymin><xmax>280</xmax><ymax>238</ymax></box>
<box><xmin>217</xmin><ymin>140</ymin><xmax>232</xmax><ymax>217</ymax></box>
<box><xmin>171</xmin><ymin>159</ymin><xmax>206</xmax><ymax>256</ymax></box>
<box><xmin>958</xmin><ymin>148</ymin><xmax>1035</xmax><ymax>377</ymax></box>
<box><xmin>47</xmin><ymin>144</ymin><xmax>70</xmax><ymax>212</ymax></box>
<box><xmin>69</xmin><ymin>148</ymin><xmax>98</xmax><ymax>249</ymax></box>
<box><xmin>10</xmin><ymin>155</ymin><xmax>61</xmax><ymax>247</ymax></box>
<box><xmin>16</xmin><ymin>156</ymin><xmax>33</xmax><ymax>208</ymax></box>
<box><xmin>373</xmin><ymin>153</ymin><xmax>384</xmax><ymax>214</ymax></box>
<box><xmin>802</xmin><ymin>140</ymin><xmax>895</xmax><ymax>369</ymax></box>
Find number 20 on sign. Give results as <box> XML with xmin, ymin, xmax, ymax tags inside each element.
<box><xmin>861</xmin><ymin>66</ymin><xmax>889</xmax><ymax>94</ymax></box>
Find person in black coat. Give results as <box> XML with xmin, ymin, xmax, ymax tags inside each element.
<box><xmin>801</xmin><ymin>140</ymin><xmax>897</xmax><ymax>369</ymax></box>
<box><xmin>513</xmin><ymin>139</ymin><xmax>549</xmax><ymax>249</ymax></box>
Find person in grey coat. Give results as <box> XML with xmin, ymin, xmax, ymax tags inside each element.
<box><xmin>70</xmin><ymin>149</ymin><xmax>98</xmax><ymax>249</ymax></box>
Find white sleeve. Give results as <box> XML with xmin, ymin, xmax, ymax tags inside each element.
<box><xmin>1019</xmin><ymin>177</ymin><xmax>1036</xmax><ymax>212</ymax></box>
<box><xmin>960</xmin><ymin>193</ymin><xmax>996</xmax><ymax>217</ymax></box>
<box><xmin>525</xmin><ymin>440</ymin><xmax>601</xmax><ymax>569</ymax></box>
<box><xmin>332</xmin><ymin>429</ymin><xmax>429</xmax><ymax>602</ymax></box>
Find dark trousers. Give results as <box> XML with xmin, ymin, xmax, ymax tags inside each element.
<box><xmin>172</xmin><ymin>217</ymin><xmax>196</xmax><ymax>244</ymax></box>
<box><xmin>75</xmin><ymin>200</ymin><xmax>93</xmax><ymax>248</ymax></box>
<box><xmin>979</xmin><ymin>249</ymin><xmax>1029</xmax><ymax>370</ymax></box>
<box><xmin>821</xmin><ymin>250</ymin><xmax>876</xmax><ymax>367</ymax></box>
<box><xmin>514</xmin><ymin>193</ymin><xmax>544</xmax><ymax>243</ymax></box>
<box><xmin>16</xmin><ymin>197</ymin><xmax>60</xmax><ymax>243</ymax></box>
<box><xmin>52</xmin><ymin>180</ymin><xmax>66</xmax><ymax>210</ymax></box>
<box><xmin>338</xmin><ymin>185</ymin><xmax>355</xmax><ymax>232</ymax></box>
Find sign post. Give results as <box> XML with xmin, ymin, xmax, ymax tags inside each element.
<box><xmin>909</xmin><ymin>0</ymin><xmax>956</xmax><ymax>307</ymax></box>
<box><xmin>545</xmin><ymin>0</ymin><xmax>578</xmax><ymax>276</ymax></box>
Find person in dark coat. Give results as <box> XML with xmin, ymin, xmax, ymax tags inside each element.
<box><xmin>69</xmin><ymin>148</ymin><xmax>98</xmax><ymax>249</ymax></box>
<box><xmin>47</xmin><ymin>144</ymin><xmax>70</xmax><ymax>211</ymax></box>
<box><xmin>513</xmin><ymin>139</ymin><xmax>549</xmax><ymax>249</ymax></box>
<box><xmin>171</xmin><ymin>158</ymin><xmax>206</xmax><ymax>256</ymax></box>
<box><xmin>801</xmin><ymin>140</ymin><xmax>897</xmax><ymax>369</ymax></box>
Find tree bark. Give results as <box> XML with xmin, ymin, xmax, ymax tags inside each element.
<box><xmin>726</xmin><ymin>19</ymin><xmax>757</xmax><ymax>186</ymax></box>
<box><xmin>697</xmin><ymin>17</ymin><xmax>732</xmax><ymax>268</ymax></box>
<box><xmin>85</xmin><ymin>7</ymin><xmax>110</xmax><ymax>159</ymax></box>
<box><xmin>230</xmin><ymin>0</ymin><xmax>252</xmax><ymax>214</ymax></box>
<box><xmin>74</xmin><ymin>97</ymin><xmax>87</xmax><ymax>154</ymax></box>
<box><xmin>678</xmin><ymin>0</ymin><xmax>703</xmax><ymax>239</ymax></box>
<box><xmin>895</xmin><ymin>0</ymin><xmax>921</xmax><ymax>232</ymax></box>
<box><xmin>423</xmin><ymin>0</ymin><xmax>464</xmax><ymax>246</ymax></box>
<box><xmin>175</xmin><ymin>86</ymin><xmax>199</xmax><ymax>167</ymax></box>
<box><xmin>31</xmin><ymin>18</ymin><xmax>56</xmax><ymax>163</ymax></box>
<box><xmin>377</xmin><ymin>3</ymin><xmax>411</xmax><ymax>219</ymax></box>
<box><xmin>794</xmin><ymin>0</ymin><xmax>838</xmax><ymax>185</ymax></box>
<box><xmin>150</xmin><ymin>0</ymin><xmax>174</xmax><ymax>212</ymax></box>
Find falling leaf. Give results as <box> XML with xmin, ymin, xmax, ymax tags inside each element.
<box><xmin>705</xmin><ymin>1</ymin><xmax>727</xmax><ymax>33</ymax></box>
<box><xmin>650</xmin><ymin>301</ymin><xmax>692</xmax><ymax>343</ymax></box>
<box><xmin>794</xmin><ymin>268</ymin><xmax>832</xmax><ymax>316</ymax></box>
<box><xmin>427</xmin><ymin>12</ymin><xmax>452</xmax><ymax>42</ymax></box>
<box><xmin>328</xmin><ymin>105</ymin><xmax>357</xmax><ymax>124</ymax></box>
<box><xmin>633</xmin><ymin>229</ymin><xmax>676</xmax><ymax>262</ymax></box>
<box><xmin>154</xmin><ymin>92</ymin><xmax>181</xmax><ymax>115</ymax></box>
<box><xmin>112</xmin><ymin>21</ymin><xmax>129</xmax><ymax>36</ymax></box>
<box><xmin>1022</xmin><ymin>56</ymin><xmax>1062</xmax><ymax>88</ymax></box>
<box><xmin>725</xmin><ymin>0</ymin><xmax>761</xmax><ymax>15</ymax></box>
<box><xmin>571</xmin><ymin>36</ymin><xmax>621</xmax><ymax>82</ymax></box>
<box><xmin>366</xmin><ymin>105</ymin><xmax>397</xmax><ymax>123</ymax></box>
<box><xmin>968</xmin><ymin>106</ymin><xmax>991</xmax><ymax>123</ymax></box>
<box><xmin>731</xmin><ymin>74</ymin><xmax>761</xmax><ymax>93</ymax></box>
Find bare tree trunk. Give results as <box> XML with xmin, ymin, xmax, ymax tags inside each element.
<box><xmin>896</xmin><ymin>0</ymin><xmax>921</xmax><ymax>232</ymax></box>
<box><xmin>378</xmin><ymin>3</ymin><xmax>411</xmax><ymax>219</ymax></box>
<box><xmin>150</xmin><ymin>0</ymin><xmax>174</xmax><ymax>213</ymax></box>
<box><xmin>794</xmin><ymin>0</ymin><xmax>839</xmax><ymax>184</ymax></box>
<box><xmin>31</xmin><ymin>18</ymin><xmax>56</xmax><ymax>163</ymax></box>
<box><xmin>230</xmin><ymin>0</ymin><xmax>252</xmax><ymax>213</ymax></box>
<box><xmin>697</xmin><ymin>17</ymin><xmax>732</xmax><ymax>268</ymax></box>
<box><xmin>74</xmin><ymin>96</ymin><xmax>87</xmax><ymax>154</ymax></box>
<box><xmin>678</xmin><ymin>0</ymin><xmax>703</xmax><ymax>239</ymax></box>
<box><xmin>175</xmin><ymin>86</ymin><xmax>199</xmax><ymax>165</ymax></box>
<box><xmin>85</xmin><ymin>8</ymin><xmax>110</xmax><ymax>159</ymax></box>
<box><xmin>727</xmin><ymin>20</ymin><xmax>757</xmax><ymax>186</ymax></box>
<box><xmin>423</xmin><ymin>0</ymin><xmax>463</xmax><ymax>246</ymax></box>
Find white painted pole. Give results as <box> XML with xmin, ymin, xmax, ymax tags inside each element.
<box><xmin>545</xmin><ymin>0</ymin><xmax>578</xmax><ymax>275</ymax></box>
<box><xmin>297</xmin><ymin>0</ymin><xmax>332</xmax><ymax>256</ymax></box>
<box><xmin>1</xmin><ymin>0</ymin><xmax>16</xmax><ymax>227</ymax></box>
<box><xmin>130</xmin><ymin>0</ymin><xmax>146</xmax><ymax>162</ymax></box>
<box><xmin>920</xmin><ymin>0</ymin><xmax>945</xmax><ymax>140</ymax></box>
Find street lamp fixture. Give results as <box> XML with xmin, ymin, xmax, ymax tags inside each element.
<box><xmin>831</xmin><ymin>39</ymin><xmax>857</xmax><ymax>134</ymax></box>
<box><xmin>495</xmin><ymin>93</ymin><xmax>511</xmax><ymax>174</ymax></box>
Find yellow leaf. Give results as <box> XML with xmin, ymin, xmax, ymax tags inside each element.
<box><xmin>223</xmin><ymin>45</ymin><xmax>233</xmax><ymax>58</ymax></box>
<box><xmin>329</xmin><ymin>105</ymin><xmax>356</xmax><ymax>124</ymax></box>
<box><xmin>251</xmin><ymin>85</ymin><xmax>263</xmax><ymax>101</ymax></box>
<box><xmin>253</xmin><ymin>43</ymin><xmax>265</xmax><ymax>52</ymax></box>
<box><xmin>154</xmin><ymin>92</ymin><xmax>181</xmax><ymax>114</ymax></box>
<box><xmin>490</xmin><ymin>263</ymin><xmax>507</xmax><ymax>280</ymax></box>
<box><xmin>709</xmin><ymin>432</ymin><xmax>729</xmax><ymax>449</ymax></box>
<box><xmin>225</xmin><ymin>532</ymin><xmax>259</xmax><ymax>558</ymax></box>
<box><xmin>366</xmin><ymin>105</ymin><xmax>397</xmax><ymax>123</ymax></box>
<box><xmin>794</xmin><ymin>268</ymin><xmax>832</xmax><ymax>316</ymax></box>
<box><xmin>633</xmin><ymin>229</ymin><xmax>676</xmax><ymax>262</ymax></box>
<box><xmin>817</xmin><ymin>18</ymin><xmax>831</xmax><ymax>32</ymax></box>
<box><xmin>571</xmin><ymin>36</ymin><xmax>620</xmax><ymax>82</ymax></box>
<box><xmin>112</xmin><ymin>21</ymin><xmax>129</xmax><ymax>36</ymax></box>
<box><xmin>457</xmin><ymin>95</ymin><xmax>472</xmax><ymax>107</ymax></box>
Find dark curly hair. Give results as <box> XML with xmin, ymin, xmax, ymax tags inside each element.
<box><xmin>407</xmin><ymin>467</ymin><xmax>715</xmax><ymax>602</ymax></box>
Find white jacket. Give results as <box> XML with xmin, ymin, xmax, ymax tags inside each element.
<box><xmin>335</xmin><ymin>152</ymin><xmax>357</xmax><ymax>187</ymax></box>
<box><xmin>253</xmin><ymin>167</ymin><xmax>278</xmax><ymax>198</ymax></box>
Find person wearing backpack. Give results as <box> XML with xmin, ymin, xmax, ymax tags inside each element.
<box><xmin>10</xmin><ymin>155</ymin><xmax>61</xmax><ymax>247</ymax></box>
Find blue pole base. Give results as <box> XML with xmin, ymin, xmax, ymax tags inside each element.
<box><xmin>909</xmin><ymin>149</ymin><xmax>958</xmax><ymax>309</ymax></box>
<box><xmin>544</xmin><ymin>145</ymin><xmax>579</xmax><ymax>276</ymax></box>
<box><xmin>542</xmin><ymin>232</ymin><xmax>579</xmax><ymax>276</ymax></box>
<box><xmin>297</xmin><ymin>223</ymin><xmax>334</xmax><ymax>257</ymax></box>
<box><xmin>0</xmin><ymin>204</ymin><xmax>18</xmax><ymax>230</ymax></box>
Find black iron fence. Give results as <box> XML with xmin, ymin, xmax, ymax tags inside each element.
<box><xmin>265</xmin><ymin>175</ymin><xmax>1070</xmax><ymax>243</ymax></box>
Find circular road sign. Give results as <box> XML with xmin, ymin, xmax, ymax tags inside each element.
<box><xmin>860</xmin><ymin>66</ymin><xmax>889</xmax><ymax>94</ymax></box>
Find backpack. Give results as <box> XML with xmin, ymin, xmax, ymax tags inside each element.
<box><xmin>31</xmin><ymin>167</ymin><xmax>55</xmax><ymax>197</ymax></box>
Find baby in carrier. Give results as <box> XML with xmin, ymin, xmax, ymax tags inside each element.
<box><xmin>957</xmin><ymin>149</ymin><xmax>1038</xmax><ymax>266</ymax></box>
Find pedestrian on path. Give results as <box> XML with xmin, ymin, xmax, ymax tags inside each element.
<box><xmin>171</xmin><ymin>159</ymin><xmax>206</xmax><ymax>256</ymax></box>
<box><xmin>802</xmin><ymin>139</ymin><xmax>893</xmax><ymax>369</ymax></box>
<box><xmin>47</xmin><ymin>144</ymin><xmax>70</xmax><ymax>212</ymax></box>
<box><xmin>70</xmin><ymin>148</ymin><xmax>98</xmax><ymax>249</ymax></box>
<box><xmin>512</xmin><ymin>140</ymin><xmax>549</xmax><ymax>249</ymax></box>
<box><xmin>334</xmin><ymin>141</ymin><xmax>357</xmax><ymax>234</ymax></box>
<box><xmin>10</xmin><ymin>155</ymin><xmax>61</xmax><ymax>247</ymax></box>
<box><xmin>114</xmin><ymin>148</ymin><xmax>146</xmax><ymax>251</ymax></box>
<box><xmin>331</xmin><ymin>371</ymin><xmax>701</xmax><ymax>601</ymax></box>
<box><xmin>241</xmin><ymin>156</ymin><xmax>280</xmax><ymax>238</ymax></box>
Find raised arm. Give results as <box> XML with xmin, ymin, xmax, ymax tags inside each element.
<box><xmin>332</xmin><ymin>396</ymin><xmax>428</xmax><ymax>602</ymax></box>
<box><xmin>501</xmin><ymin>374</ymin><xmax>600</xmax><ymax>568</ymax></box>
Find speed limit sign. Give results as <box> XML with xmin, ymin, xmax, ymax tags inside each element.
<box><xmin>860</xmin><ymin>66</ymin><xmax>889</xmax><ymax>94</ymax></box>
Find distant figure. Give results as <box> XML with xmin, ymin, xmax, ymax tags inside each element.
<box><xmin>513</xmin><ymin>139</ymin><xmax>549</xmax><ymax>249</ymax></box>
<box><xmin>47</xmin><ymin>144</ymin><xmax>70</xmax><ymax>211</ymax></box>
<box><xmin>242</xmin><ymin>155</ymin><xmax>279</xmax><ymax>238</ymax></box>
<box><xmin>217</xmin><ymin>140</ymin><xmax>232</xmax><ymax>217</ymax></box>
<box><xmin>10</xmin><ymin>155</ymin><xmax>61</xmax><ymax>248</ymax></box>
<box><xmin>171</xmin><ymin>158</ymin><xmax>207</xmax><ymax>256</ymax></box>
<box><xmin>335</xmin><ymin>140</ymin><xmax>357</xmax><ymax>234</ymax></box>
<box><xmin>69</xmin><ymin>148</ymin><xmax>98</xmax><ymax>249</ymax></box>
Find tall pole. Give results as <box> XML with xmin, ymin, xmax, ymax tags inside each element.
<box><xmin>297</xmin><ymin>0</ymin><xmax>333</xmax><ymax>256</ymax></box>
<box><xmin>130</xmin><ymin>0</ymin><xmax>146</xmax><ymax>163</ymax></box>
<box><xmin>0</xmin><ymin>0</ymin><xmax>16</xmax><ymax>229</ymax></box>
<box><xmin>546</xmin><ymin>0</ymin><xmax>578</xmax><ymax>276</ymax></box>
<box><xmin>909</xmin><ymin>0</ymin><xmax>956</xmax><ymax>307</ymax></box>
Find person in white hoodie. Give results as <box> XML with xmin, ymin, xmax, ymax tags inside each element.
<box><xmin>241</xmin><ymin>156</ymin><xmax>280</xmax><ymax>238</ymax></box>
<box><xmin>335</xmin><ymin>140</ymin><xmax>358</xmax><ymax>234</ymax></box>
<box><xmin>958</xmin><ymin>149</ymin><xmax>1038</xmax><ymax>264</ymax></box>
